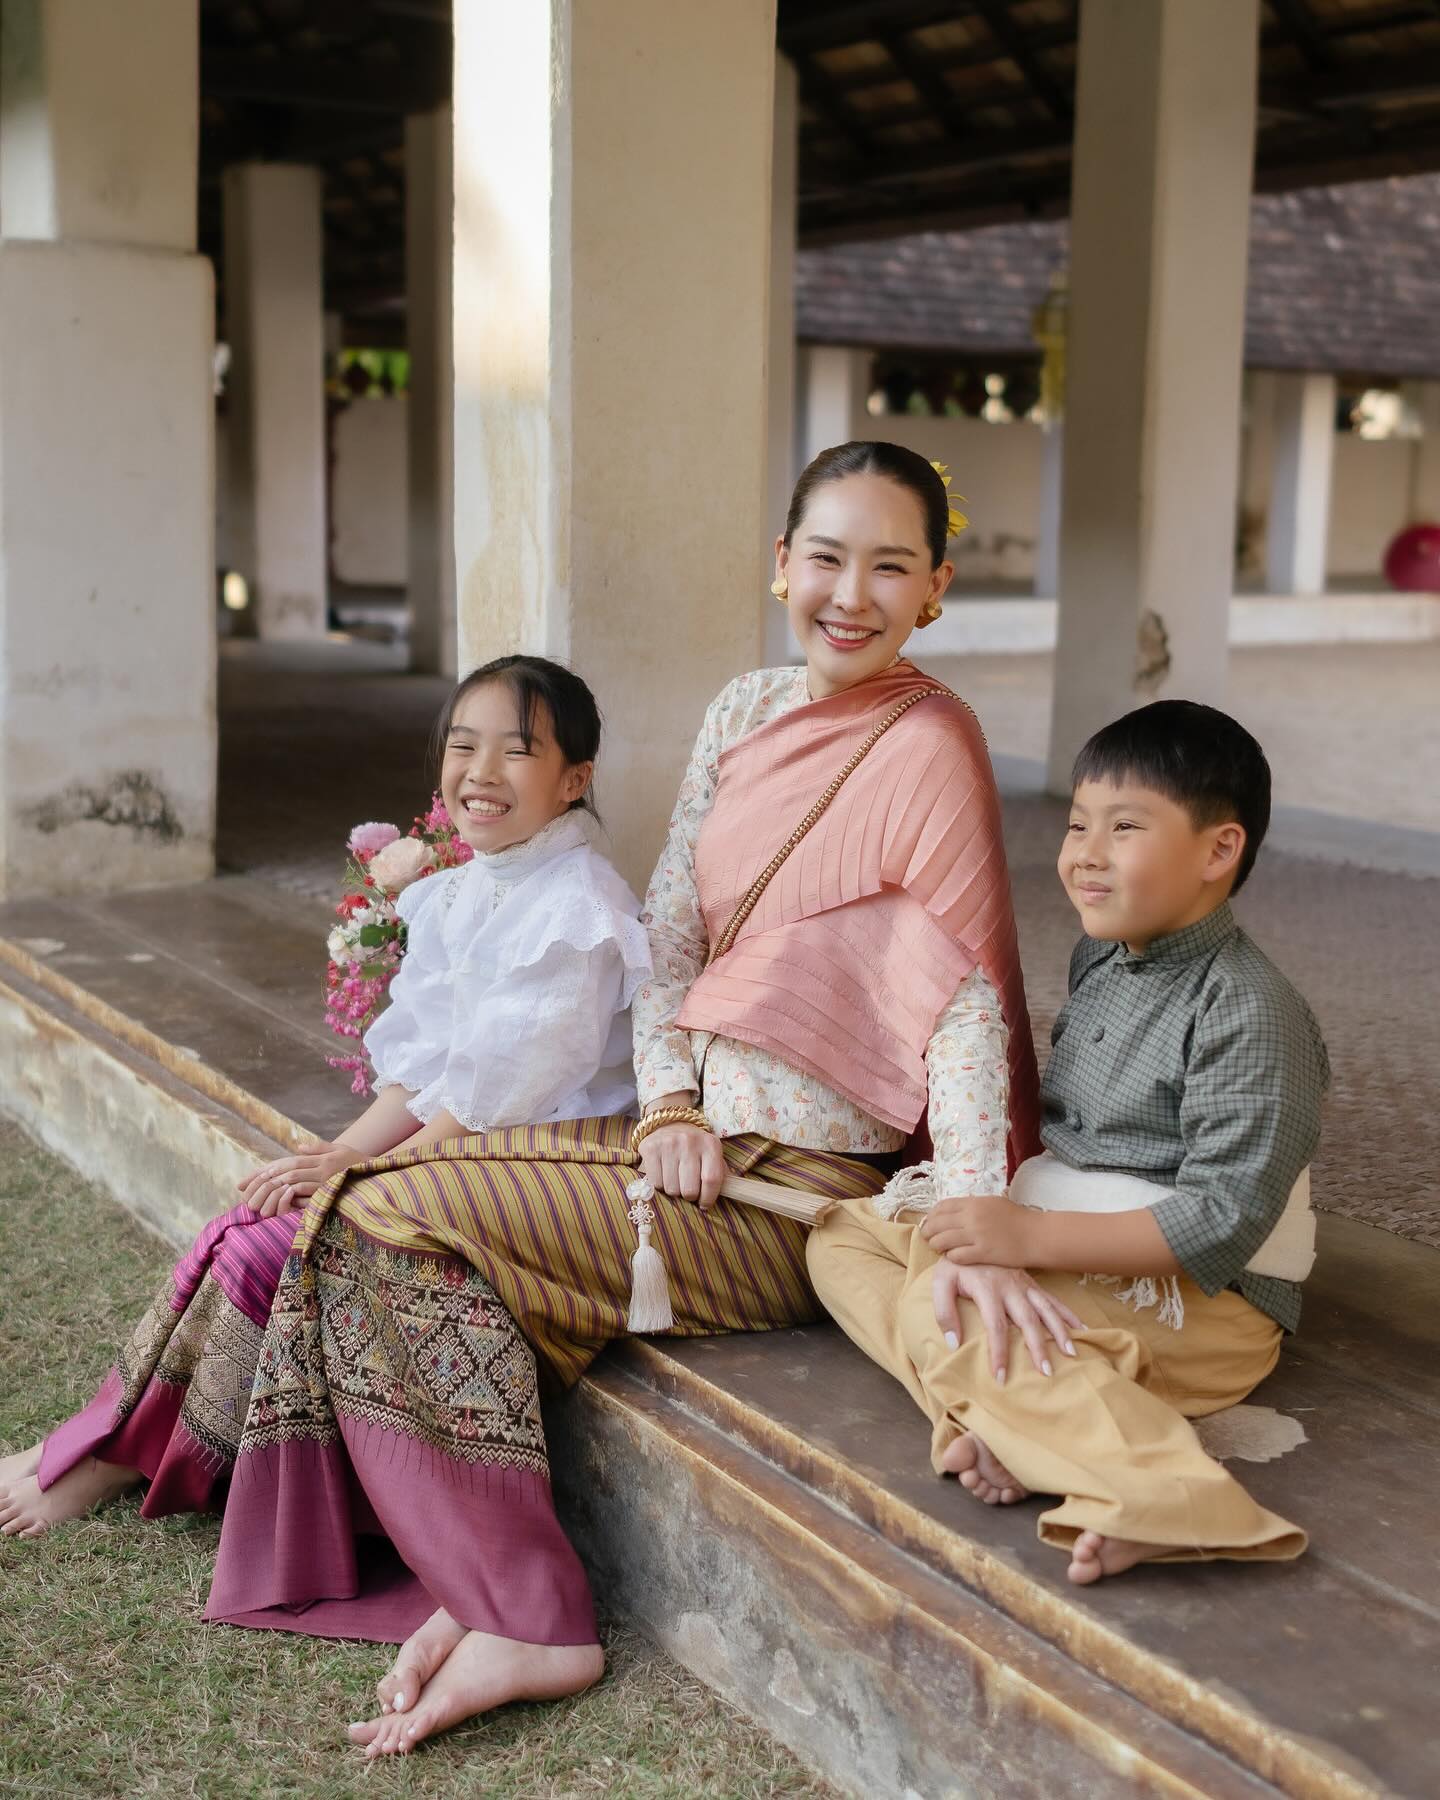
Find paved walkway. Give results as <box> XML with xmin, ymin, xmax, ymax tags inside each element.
<box><xmin>215</xmin><ymin>637</ymin><xmax>1440</xmax><ymax>1245</ymax></box>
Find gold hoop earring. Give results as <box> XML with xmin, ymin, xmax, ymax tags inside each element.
<box><xmin>770</xmin><ymin>577</ymin><xmax>788</xmax><ymax>602</ymax></box>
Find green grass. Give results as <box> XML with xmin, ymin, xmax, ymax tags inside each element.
<box><xmin>0</xmin><ymin>1123</ymin><xmax>833</xmax><ymax>1799</ymax></box>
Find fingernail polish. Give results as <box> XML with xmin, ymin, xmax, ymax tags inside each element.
<box><xmin>945</xmin><ymin>1331</ymin><xmax>959</xmax><ymax>1350</ymax></box>
<box><xmin>1065</xmin><ymin>1341</ymin><xmax>1076</xmax><ymax>1356</ymax></box>
<box><xmin>1042</xmin><ymin>1359</ymin><xmax>1052</xmax><ymax>1377</ymax></box>
<box><xmin>995</xmin><ymin>1366</ymin><xmax>1007</xmax><ymax>1385</ymax></box>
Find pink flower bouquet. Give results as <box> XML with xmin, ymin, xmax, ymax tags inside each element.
<box><xmin>325</xmin><ymin>795</ymin><xmax>472</xmax><ymax>1094</ymax></box>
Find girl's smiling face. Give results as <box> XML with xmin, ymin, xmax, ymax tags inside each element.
<box><xmin>775</xmin><ymin>472</ymin><xmax>953</xmax><ymax>698</ymax></box>
<box><xmin>441</xmin><ymin>681</ymin><xmax>592</xmax><ymax>855</ymax></box>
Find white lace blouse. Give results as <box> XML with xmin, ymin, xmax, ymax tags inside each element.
<box><xmin>367</xmin><ymin>811</ymin><xmax>652</xmax><ymax>1131</ymax></box>
<box><xmin>633</xmin><ymin>666</ymin><xmax>1011</xmax><ymax>1197</ymax></box>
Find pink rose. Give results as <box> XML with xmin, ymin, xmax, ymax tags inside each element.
<box><xmin>368</xmin><ymin>836</ymin><xmax>435</xmax><ymax>894</ymax></box>
<box><xmin>348</xmin><ymin>820</ymin><xmax>401</xmax><ymax>857</ymax></box>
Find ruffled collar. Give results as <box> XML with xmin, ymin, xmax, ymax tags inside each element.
<box><xmin>469</xmin><ymin>807</ymin><xmax>599</xmax><ymax>883</ymax></box>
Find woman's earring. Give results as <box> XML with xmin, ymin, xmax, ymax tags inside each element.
<box><xmin>770</xmin><ymin>577</ymin><xmax>788</xmax><ymax>603</ymax></box>
<box><xmin>915</xmin><ymin>597</ymin><xmax>943</xmax><ymax>628</ymax></box>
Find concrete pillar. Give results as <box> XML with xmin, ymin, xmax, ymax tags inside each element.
<box><xmin>1046</xmin><ymin>0</ymin><xmax>1259</xmax><ymax>792</ymax></box>
<box><xmin>798</xmin><ymin>345</ymin><xmax>869</xmax><ymax>467</ymax></box>
<box><xmin>1265</xmin><ymin>372</ymin><xmax>1336</xmax><ymax>596</ymax></box>
<box><xmin>1034</xmin><ymin>425</ymin><xmax>1063</xmax><ymax>597</ymax></box>
<box><xmin>452</xmin><ymin>1</ymin><xmax>776</xmax><ymax>887</ymax></box>
<box><xmin>0</xmin><ymin>0</ymin><xmax>215</xmax><ymax>898</ymax></box>
<box><xmin>222</xmin><ymin>163</ymin><xmax>327</xmax><ymax>639</ymax></box>
<box><xmin>406</xmin><ymin>105</ymin><xmax>456</xmax><ymax>677</ymax></box>
<box><xmin>764</xmin><ymin>56</ymin><xmax>800</xmax><ymax>667</ymax></box>
<box><xmin>1403</xmin><ymin>379</ymin><xmax>1440</xmax><ymax>523</ymax></box>
<box><xmin>1238</xmin><ymin>369</ymin><xmax>1278</xmax><ymax>579</ymax></box>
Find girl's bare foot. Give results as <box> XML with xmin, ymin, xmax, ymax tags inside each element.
<box><xmin>940</xmin><ymin>1431</ymin><xmax>1029</xmax><ymax>1504</ymax></box>
<box><xmin>347</xmin><ymin>1630</ymin><xmax>605</xmax><ymax>1757</ymax></box>
<box><xmin>1066</xmin><ymin>1529</ymin><xmax>1160</xmax><ymax>1583</ymax></box>
<box><xmin>376</xmin><ymin>1608</ymin><xmax>467</xmax><ymax>1714</ymax></box>
<box><xmin>0</xmin><ymin>1457</ymin><xmax>140</xmax><ymax>1538</ymax></box>
<box><xmin>0</xmin><ymin>1443</ymin><xmax>43</xmax><ymax>1487</ymax></box>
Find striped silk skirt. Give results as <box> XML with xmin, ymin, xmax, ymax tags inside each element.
<box><xmin>205</xmin><ymin>1117</ymin><xmax>887</xmax><ymax>1648</ymax></box>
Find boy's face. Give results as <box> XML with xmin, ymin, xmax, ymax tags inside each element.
<box><xmin>1059</xmin><ymin>779</ymin><xmax>1246</xmax><ymax>952</ymax></box>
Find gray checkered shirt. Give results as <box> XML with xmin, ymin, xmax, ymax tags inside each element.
<box><xmin>1040</xmin><ymin>903</ymin><xmax>1330</xmax><ymax>1332</ymax></box>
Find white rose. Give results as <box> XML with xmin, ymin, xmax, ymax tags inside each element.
<box><xmin>327</xmin><ymin>926</ymin><xmax>353</xmax><ymax>965</ymax></box>
<box><xmin>369</xmin><ymin>836</ymin><xmax>435</xmax><ymax>895</ymax></box>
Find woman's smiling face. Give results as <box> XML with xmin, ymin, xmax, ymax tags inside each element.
<box><xmin>776</xmin><ymin>473</ymin><xmax>953</xmax><ymax>698</ymax></box>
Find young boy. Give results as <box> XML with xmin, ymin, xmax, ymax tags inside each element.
<box><xmin>806</xmin><ymin>699</ymin><xmax>1329</xmax><ymax>1584</ymax></box>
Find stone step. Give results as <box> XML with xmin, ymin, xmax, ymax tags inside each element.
<box><xmin>1</xmin><ymin>897</ymin><xmax>1434</xmax><ymax>1798</ymax></box>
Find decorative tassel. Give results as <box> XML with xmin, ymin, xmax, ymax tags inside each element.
<box><xmin>625</xmin><ymin>1178</ymin><xmax>673</xmax><ymax>1332</ymax></box>
<box><xmin>872</xmin><ymin>1161</ymin><xmax>941</xmax><ymax>1220</ymax></box>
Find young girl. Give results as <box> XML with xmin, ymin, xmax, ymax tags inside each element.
<box><xmin>0</xmin><ymin>655</ymin><xmax>650</xmax><ymax>1538</ymax></box>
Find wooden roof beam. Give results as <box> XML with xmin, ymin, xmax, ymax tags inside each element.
<box><xmin>804</xmin><ymin>120</ymin><xmax>1072</xmax><ymax>192</ymax></box>
<box><xmin>1265</xmin><ymin>51</ymin><xmax>1440</xmax><ymax>112</ymax></box>
<box><xmin>970</xmin><ymin>0</ymin><xmax>1073</xmax><ymax>123</ymax></box>
<box><xmin>202</xmin><ymin>48</ymin><xmax>448</xmax><ymax>114</ymax></box>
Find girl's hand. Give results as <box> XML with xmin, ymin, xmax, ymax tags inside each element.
<box><xmin>932</xmin><ymin>1261</ymin><xmax>1084</xmax><ymax>1383</ymax></box>
<box><xmin>920</xmin><ymin>1192</ymin><xmax>1033</xmax><ymax>1268</ymax></box>
<box><xmin>639</xmin><ymin>1123</ymin><xmax>727</xmax><ymax>1211</ymax></box>
<box><xmin>237</xmin><ymin>1141</ymin><xmax>364</xmax><ymax>1219</ymax></box>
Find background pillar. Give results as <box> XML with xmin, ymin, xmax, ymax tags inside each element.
<box><xmin>764</xmin><ymin>55</ymin><xmax>800</xmax><ymax>667</ymax></box>
<box><xmin>1034</xmin><ymin>425</ymin><xmax>1063</xmax><ymax>597</ymax></box>
<box><xmin>1046</xmin><ymin>0</ymin><xmax>1259</xmax><ymax>791</ymax></box>
<box><xmin>406</xmin><ymin>105</ymin><xmax>457</xmax><ymax>677</ymax></box>
<box><xmin>798</xmin><ymin>345</ymin><xmax>869</xmax><ymax>467</ymax></box>
<box><xmin>451</xmin><ymin>0</ymin><xmax>776</xmax><ymax>887</ymax></box>
<box><xmin>1265</xmin><ymin>372</ymin><xmax>1336</xmax><ymax>596</ymax></box>
<box><xmin>1403</xmin><ymin>379</ymin><xmax>1440</xmax><ymax>523</ymax></box>
<box><xmin>222</xmin><ymin>163</ymin><xmax>328</xmax><ymax>640</ymax></box>
<box><xmin>0</xmin><ymin>0</ymin><xmax>214</xmax><ymax>898</ymax></box>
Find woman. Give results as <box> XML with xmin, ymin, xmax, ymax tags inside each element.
<box><xmin>204</xmin><ymin>442</ymin><xmax>1076</xmax><ymax>1758</ymax></box>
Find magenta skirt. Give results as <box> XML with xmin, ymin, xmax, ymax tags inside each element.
<box><xmin>39</xmin><ymin>1205</ymin><xmax>300</xmax><ymax>1517</ymax></box>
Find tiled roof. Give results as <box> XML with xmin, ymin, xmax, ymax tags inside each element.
<box><xmin>796</xmin><ymin>173</ymin><xmax>1440</xmax><ymax>378</ymax></box>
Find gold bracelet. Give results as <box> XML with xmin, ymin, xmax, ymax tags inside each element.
<box><xmin>631</xmin><ymin>1106</ymin><xmax>711</xmax><ymax>1154</ymax></box>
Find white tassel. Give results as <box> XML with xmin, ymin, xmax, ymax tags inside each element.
<box><xmin>872</xmin><ymin>1161</ymin><xmax>942</xmax><ymax>1220</ymax></box>
<box><xmin>625</xmin><ymin>1178</ymin><xmax>674</xmax><ymax>1332</ymax></box>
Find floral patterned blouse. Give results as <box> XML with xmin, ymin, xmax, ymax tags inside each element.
<box><xmin>633</xmin><ymin>666</ymin><xmax>1011</xmax><ymax>1198</ymax></box>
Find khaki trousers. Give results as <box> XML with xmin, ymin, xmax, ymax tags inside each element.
<box><xmin>807</xmin><ymin>1193</ymin><xmax>1306</xmax><ymax>1562</ymax></box>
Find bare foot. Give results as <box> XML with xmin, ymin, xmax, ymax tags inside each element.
<box><xmin>940</xmin><ymin>1431</ymin><xmax>1029</xmax><ymax>1505</ymax></box>
<box><xmin>0</xmin><ymin>1443</ymin><xmax>42</xmax><ymax>1487</ymax></box>
<box><xmin>375</xmin><ymin>1608</ymin><xmax>467</xmax><ymax>1714</ymax></box>
<box><xmin>0</xmin><ymin>1458</ymin><xmax>140</xmax><ymax>1538</ymax></box>
<box><xmin>1066</xmin><ymin>1529</ymin><xmax>1160</xmax><ymax>1584</ymax></box>
<box><xmin>347</xmin><ymin>1630</ymin><xmax>605</xmax><ymax>1757</ymax></box>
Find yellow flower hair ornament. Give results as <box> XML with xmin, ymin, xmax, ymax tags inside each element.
<box><xmin>929</xmin><ymin>461</ymin><xmax>969</xmax><ymax>539</ymax></box>
<box><xmin>915</xmin><ymin>461</ymin><xmax>967</xmax><ymax>626</ymax></box>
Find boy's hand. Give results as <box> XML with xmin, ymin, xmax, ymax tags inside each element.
<box><xmin>237</xmin><ymin>1141</ymin><xmax>364</xmax><ymax>1218</ymax></box>
<box><xmin>932</xmin><ymin>1261</ymin><xmax>1082</xmax><ymax>1382</ymax></box>
<box><xmin>920</xmin><ymin>1193</ymin><xmax>1034</xmax><ymax>1268</ymax></box>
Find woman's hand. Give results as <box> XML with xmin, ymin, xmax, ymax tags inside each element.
<box><xmin>237</xmin><ymin>1140</ymin><xmax>364</xmax><ymax>1219</ymax></box>
<box><xmin>638</xmin><ymin>1123</ymin><xmax>728</xmax><ymax>1211</ymax></box>
<box><xmin>932</xmin><ymin>1260</ymin><xmax>1084</xmax><ymax>1383</ymax></box>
